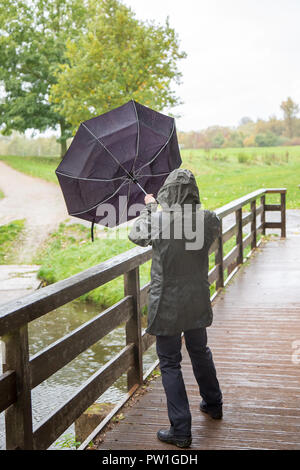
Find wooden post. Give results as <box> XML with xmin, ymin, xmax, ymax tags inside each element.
<box><xmin>261</xmin><ymin>195</ymin><xmax>266</xmax><ymax>235</ymax></box>
<box><xmin>3</xmin><ymin>325</ymin><xmax>33</xmax><ymax>449</ymax></box>
<box><xmin>280</xmin><ymin>192</ymin><xmax>286</xmax><ymax>238</ymax></box>
<box><xmin>236</xmin><ymin>208</ymin><xmax>243</xmax><ymax>265</ymax></box>
<box><xmin>251</xmin><ymin>199</ymin><xmax>257</xmax><ymax>249</ymax></box>
<box><xmin>124</xmin><ymin>267</ymin><xmax>143</xmax><ymax>390</ymax></box>
<box><xmin>215</xmin><ymin>218</ymin><xmax>224</xmax><ymax>289</ymax></box>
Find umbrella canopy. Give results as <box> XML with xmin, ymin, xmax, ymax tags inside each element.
<box><xmin>56</xmin><ymin>100</ymin><xmax>182</xmax><ymax>228</ymax></box>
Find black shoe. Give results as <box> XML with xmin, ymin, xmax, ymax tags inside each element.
<box><xmin>157</xmin><ymin>429</ymin><xmax>192</xmax><ymax>448</ymax></box>
<box><xmin>200</xmin><ymin>400</ymin><xmax>223</xmax><ymax>419</ymax></box>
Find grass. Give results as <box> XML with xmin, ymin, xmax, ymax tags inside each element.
<box><xmin>1</xmin><ymin>146</ymin><xmax>300</xmax><ymax>207</ymax></box>
<box><xmin>181</xmin><ymin>146</ymin><xmax>300</xmax><ymax>209</ymax></box>
<box><xmin>0</xmin><ymin>155</ymin><xmax>60</xmax><ymax>184</ymax></box>
<box><xmin>34</xmin><ymin>222</ymin><xmax>152</xmax><ymax>308</ymax></box>
<box><xmin>0</xmin><ymin>220</ymin><xmax>25</xmax><ymax>264</ymax></box>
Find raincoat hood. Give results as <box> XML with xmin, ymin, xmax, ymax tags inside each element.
<box><xmin>156</xmin><ymin>168</ymin><xmax>200</xmax><ymax>209</ymax></box>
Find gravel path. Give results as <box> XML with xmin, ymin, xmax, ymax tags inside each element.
<box><xmin>0</xmin><ymin>161</ymin><xmax>68</xmax><ymax>263</ymax></box>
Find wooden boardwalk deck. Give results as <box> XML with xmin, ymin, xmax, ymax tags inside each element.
<box><xmin>96</xmin><ymin>235</ymin><xmax>300</xmax><ymax>450</ymax></box>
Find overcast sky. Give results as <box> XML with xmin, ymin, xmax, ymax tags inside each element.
<box><xmin>124</xmin><ymin>0</ymin><xmax>300</xmax><ymax>131</ymax></box>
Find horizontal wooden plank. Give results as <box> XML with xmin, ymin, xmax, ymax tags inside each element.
<box><xmin>264</xmin><ymin>222</ymin><xmax>282</xmax><ymax>229</ymax></box>
<box><xmin>0</xmin><ymin>369</ymin><xmax>17</xmax><ymax>413</ymax></box>
<box><xmin>142</xmin><ymin>331</ymin><xmax>156</xmax><ymax>353</ymax></box>
<box><xmin>208</xmin><ymin>264</ymin><xmax>219</xmax><ymax>284</ymax></box>
<box><xmin>30</xmin><ymin>296</ymin><xmax>133</xmax><ymax>389</ymax></box>
<box><xmin>222</xmin><ymin>222</ymin><xmax>237</xmax><ymax>243</ymax></box>
<box><xmin>223</xmin><ymin>245</ymin><xmax>239</xmax><ymax>270</ymax></box>
<box><xmin>265</xmin><ymin>188</ymin><xmax>287</xmax><ymax>194</ymax></box>
<box><xmin>256</xmin><ymin>204</ymin><xmax>263</xmax><ymax>216</ymax></box>
<box><xmin>208</xmin><ymin>238</ymin><xmax>218</xmax><ymax>255</ymax></box>
<box><xmin>243</xmin><ymin>232</ymin><xmax>253</xmax><ymax>249</ymax></box>
<box><xmin>242</xmin><ymin>212</ymin><xmax>253</xmax><ymax>226</ymax></box>
<box><xmin>0</xmin><ymin>245</ymin><xmax>152</xmax><ymax>336</ymax></box>
<box><xmin>265</xmin><ymin>204</ymin><xmax>281</xmax><ymax>211</ymax></box>
<box><xmin>33</xmin><ymin>343</ymin><xmax>135</xmax><ymax>449</ymax></box>
<box><xmin>140</xmin><ymin>282</ymin><xmax>150</xmax><ymax>309</ymax></box>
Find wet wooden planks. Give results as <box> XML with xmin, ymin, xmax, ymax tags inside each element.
<box><xmin>97</xmin><ymin>236</ymin><xmax>300</xmax><ymax>450</ymax></box>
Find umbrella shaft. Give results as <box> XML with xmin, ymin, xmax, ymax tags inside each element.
<box><xmin>134</xmin><ymin>180</ymin><xmax>147</xmax><ymax>195</ymax></box>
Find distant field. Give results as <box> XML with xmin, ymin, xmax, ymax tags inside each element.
<box><xmin>1</xmin><ymin>145</ymin><xmax>300</xmax><ymax>208</ymax></box>
<box><xmin>181</xmin><ymin>146</ymin><xmax>300</xmax><ymax>209</ymax></box>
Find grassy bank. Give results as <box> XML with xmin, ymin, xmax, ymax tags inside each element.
<box><xmin>34</xmin><ymin>223</ymin><xmax>152</xmax><ymax>308</ymax></box>
<box><xmin>0</xmin><ymin>220</ymin><xmax>25</xmax><ymax>264</ymax></box>
<box><xmin>0</xmin><ymin>155</ymin><xmax>60</xmax><ymax>184</ymax></box>
<box><xmin>1</xmin><ymin>146</ymin><xmax>300</xmax><ymax>207</ymax></box>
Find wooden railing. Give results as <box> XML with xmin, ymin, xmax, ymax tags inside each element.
<box><xmin>0</xmin><ymin>187</ymin><xmax>286</xmax><ymax>450</ymax></box>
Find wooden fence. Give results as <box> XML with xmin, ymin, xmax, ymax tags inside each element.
<box><xmin>0</xmin><ymin>187</ymin><xmax>286</xmax><ymax>449</ymax></box>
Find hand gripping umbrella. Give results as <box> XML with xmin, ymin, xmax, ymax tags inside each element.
<box><xmin>55</xmin><ymin>100</ymin><xmax>182</xmax><ymax>239</ymax></box>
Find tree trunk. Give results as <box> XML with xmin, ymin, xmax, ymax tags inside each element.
<box><xmin>59</xmin><ymin>120</ymin><xmax>67</xmax><ymax>158</ymax></box>
<box><xmin>60</xmin><ymin>138</ymin><xmax>67</xmax><ymax>158</ymax></box>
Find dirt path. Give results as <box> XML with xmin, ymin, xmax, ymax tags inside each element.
<box><xmin>0</xmin><ymin>161</ymin><xmax>68</xmax><ymax>263</ymax></box>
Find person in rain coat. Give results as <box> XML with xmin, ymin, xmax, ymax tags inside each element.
<box><xmin>129</xmin><ymin>168</ymin><xmax>223</xmax><ymax>448</ymax></box>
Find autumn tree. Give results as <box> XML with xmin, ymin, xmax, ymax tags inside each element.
<box><xmin>50</xmin><ymin>0</ymin><xmax>186</xmax><ymax>131</ymax></box>
<box><xmin>280</xmin><ymin>97</ymin><xmax>299</xmax><ymax>138</ymax></box>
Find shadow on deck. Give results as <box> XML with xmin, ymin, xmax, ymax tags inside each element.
<box><xmin>96</xmin><ymin>234</ymin><xmax>300</xmax><ymax>450</ymax></box>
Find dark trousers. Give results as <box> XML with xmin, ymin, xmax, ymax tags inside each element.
<box><xmin>156</xmin><ymin>327</ymin><xmax>222</xmax><ymax>437</ymax></box>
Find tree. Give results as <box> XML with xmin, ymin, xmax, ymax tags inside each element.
<box><xmin>0</xmin><ymin>0</ymin><xmax>87</xmax><ymax>156</ymax></box>
<box><xmin>280</xmin><ymin>97</ymin><xmax>299</xmax><ymax>138</ymax></box>
<box><xmin>212</xmin><ymin>133</ymin><xmax>224</xmax><ymax>148</ymax></box>
<box><xmin>255</xmin><ymin>132</ymin><xmax>279</xmax><ymax>147</ymax></box>
<box><xmin>50</xmin><ymin>0</ymin><xmax>186</xmax><ymax>130</ymax></box>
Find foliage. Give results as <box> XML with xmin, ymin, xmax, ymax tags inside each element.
<box><xmin>280</xmin><ymin>96</ymin><xmax>300</xmax><ymax>138</ymax></box>
<box><xmin>255</xmin><ymin>131</ymin><xmax>280</xmax><ymax>147</ymax></box>
<box><xmin>50</xmin><ymin>0</ymin><xmax>186</xmax><ymax>130</ymax></box>
<box><xmin>0</xmin><ymin>0</ymin><xmax>88</xmax><ymax>156</ymax></box>
<box><xmin>33</xmin><ymin>222</ymin><xmax>152</xmax><ymax>307</ymax></box>
<box><xmin>54</xmin><ymin>433</ymin><xmax>81</xmax><ymax>449</ymax></box>
<box><xmin>0</xmin><ymin>219</ymin><xmax>25</xmax><ymax>263</ymax></box>
<box><xmin>178</xmin><ymin>97</ymin><xmax>300</xmax><ymax>150</ymax></box>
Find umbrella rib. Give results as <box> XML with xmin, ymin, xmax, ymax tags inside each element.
<box><xmin>119</xmin><ymin>179</ymin><xmax>132</xmax><ymax>225</ymax></box>
<box><xmin>69</xmin><ymin>178</ymin><xmax>130</xmax><ymax>216</ymax></box>
<box><xmin>131</xmin><ymin>100</ymin><xmax>140</xmax><ymax>173</ymax></box>
<box><xmin>82</xmin><ymin>122</ymin><xmax>134</xmax><ymax>181</ymax></box>
<box><xmin>135</xmin><ymin>172</ymin><xmax>170</xmax><ymax>178</ymax></box>
<box><xmin>55</xmin><ymin>170</ymin><xmax>127</xmax><ymax>183</ymax></box>
<box><xmin>134</xmin><ymin>120</ymin><xmax>175</xmax><ymax>176</ymax></box>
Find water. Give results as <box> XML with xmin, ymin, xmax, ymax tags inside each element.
<box><xmin>0</xmin><ymin>299</ymin><xmax>157</xmax><ymax>450</ymax></box>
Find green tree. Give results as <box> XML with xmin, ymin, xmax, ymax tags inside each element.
<box><xmin>50</xmin><ymin>0</ymin><xmax>186</xmax><ymax>130</ymax></box>
<box><xmin>0</xmin><ymin>0</ymin><xmax>87</xmax><ymax>156</ymax></box>
<box><xmin>255</xmin><ymin>131</ymin><xmax>279</xmax><ymax>147</ymax></box>
<box><xmin>280</xmin><ymin>97</ymin><xmax>299</xmax><ymax>138</ymax></box>
<box><xmin>212</xmin><ymin>133</ymin><xmax>224</xmax><ymax>148</ymax></box>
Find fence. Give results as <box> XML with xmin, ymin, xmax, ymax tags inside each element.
<box><xmin>0</xmin><ymin>187</ymin><xmax>286</xmax><ymax>449</ymax></box>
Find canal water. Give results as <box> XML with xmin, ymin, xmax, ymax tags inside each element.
<box><xmin>0</xmin><ymin>299</ymin><xmax>157</xmax><ymax>450</ymax></box>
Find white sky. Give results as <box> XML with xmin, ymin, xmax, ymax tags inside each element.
<box><xmin>124</xmin><ymin>0</ymin><xmax>300</xmax><ymax>131</ymax></box>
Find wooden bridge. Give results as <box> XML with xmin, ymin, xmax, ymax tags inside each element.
<box><xmin>1</xmin><ymin>187</ymin><xmax>300</xmax><ymax>450</ymax></box>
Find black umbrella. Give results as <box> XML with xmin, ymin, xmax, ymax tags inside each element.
<box><xmin>55</xmin><ymin>100</ymin><xmax>182</xmax><ymax>238</ymax></box>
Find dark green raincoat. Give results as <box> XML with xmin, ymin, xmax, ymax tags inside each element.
<box><xmin>128</xmin><ymin>169</ymin><xmax>220</xmax><ymax>336</ymax></box>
